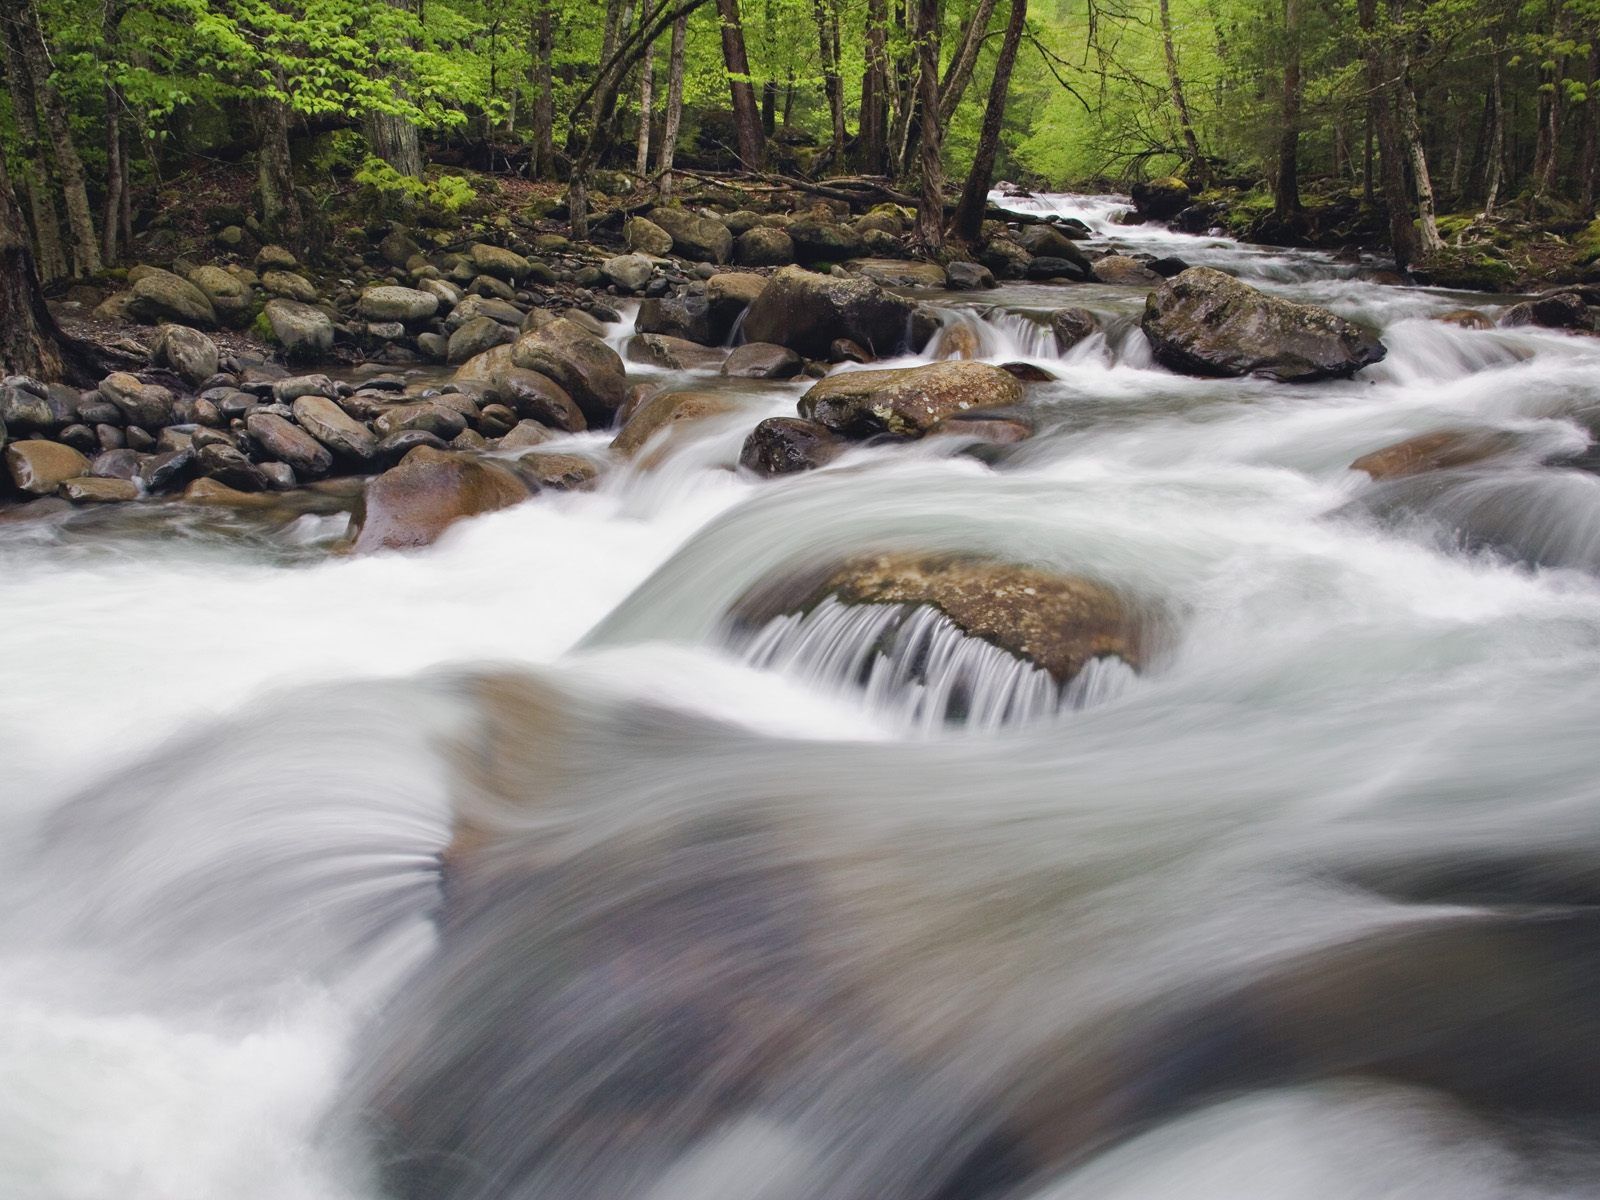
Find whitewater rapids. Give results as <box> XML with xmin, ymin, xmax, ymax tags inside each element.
<box><xmin>3</xmin><ymin>193</ymin><xmax>1600</xmax><ymax>1200</ymax></box>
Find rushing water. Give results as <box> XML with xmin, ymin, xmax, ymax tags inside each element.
<box><xmin>5</xmin><ymin>194</ymin><xmax>1600</xmax><ymax>1200</ymax></box>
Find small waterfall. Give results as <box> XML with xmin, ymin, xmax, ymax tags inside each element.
<box><xmin>929</xmin><ymin>307</ymin><xmax>1058</xmax><ymax>363</ymax></box>
<box><xmin>734</xmin><ymin>595</ymin><xmax>1135</xmax><ymax>733</ymax></box>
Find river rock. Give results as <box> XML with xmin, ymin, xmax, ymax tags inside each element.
<box><xmin>99</xmin><ymin>373</ymin><xmax>176</xmax><ymax>428</ymax></box>
<box><xmin>1051</xmin><ymin>307</ymin><xmax>1100</xmax><ymax>353</ymax></box>
<box><xmin>0</xmin><ymin>378</ymin><xmax>57</xmax><ymax>435</ymax></box>
<box><xmin>738</xmin><ymin>417</ymin><xmax>845</xmax><ymax>475</ymax></box>
<box><xmin>261</xmin><ymin>269</ymin><xmax>319</xmax><ymax>304</ymax></box>
<box><xmin>1131</xmin><ymin>176</ymin><xmax>1192</xmax><ymax>221</ymax></box>
<box><xmin>848</xmin><ymin>259</ymin><xmax>947</xmax><ymax>289</ymax></box>
<box><xmin>499</xmin><ymin>420</ymin><xmax>553</xmax><ymax>450</ymax></box>
<box><xmin>979</xmin><ymin>237</ymin><xmax>1032</xmax><ymax>279</ymax></box>
<box><xmin>187</xmin><ymin>265</ymin><xmax>255</xmax><ymax>326</ymax></box>
<box><xmin>746</xmin><ymin>552</ymin><xmax>1145</xmax><ymax>684</ymax></box>
<box><xmin>610</xmin><ymin>390</ymin><xmax>739</xmax><ymax>457</ymax></box>
<box><xmin>271</xmin><ymin>374</ymin><xmax>338</xmax><ymax>403</ymax></box>
<box><xmin>788</xmin><ymin>219</ymin><xmax>866</xmax><ymax>264</ymax></box>
<box><xmin>138</xmin><ymin>448</ymin><xmax>196</xmax><ymax>492</ymax></box>
<box><xmin>350</xmin><ymin>447</ymin><xmax>531</xmax><ymax>552</ymax></box>
<box><xmin>626</xmin><ymin>217</ymin><xmax>674</xmax><ymax>256</ymax></box>
<box><xmin>946</xmin><ymin>262</ymin><xmax>997</xmax><ymax>290</ymax></box>
<box><xmin>798</xmin><ymin>361</ymin><xmax>1025</xmax><ymax>439</ymax></box>
<box><xmin>59</xmin><ymin>476</ymin><xmax>139</xmax><ymax>503</ymax></box>
<box><xmin>722</xmin><ymin>343</ymin><xmax>802</xmax><ymax>379</ymax></box>
<box><xmin>246</xmin><ymin>411</ymin><xmax>333</xmax><ymax>479</ymax></box>
<box><xmin>1437</xmin><ymin>309</ymin><xmax>1494</xmax><ymax>330</ymax></box>
<box><xmin>182</xmin><ymin>477</ymin><xmax>278</xmax><ymax>506</ymax></box>
<box><xmin>291</xmin><ymin>395</ymin><xmax>377</xmax><ymax>463</ymax></box>
<box><xmin>257</xmin><ymin>244</ymin><xmax>297</xmax><ymax>271</ymax></box>
<box><xmin>374</xmin><ymin>403</ymin><xmax>469</xmax><ymax>441</ymax></box>
<box><xmin>732</xmin><ymin>227</ymin><xmax>791</xmax><ymax>267</ymax></box>
<box><xmin>1017</xmin><ymin>226</ymin><xmax>1091</xmax><ymax>267</ymax></box>
<box><xmin>151</xmin><ymin>325</ymin><xmax>220</xmax><ymax>387</ymax></box>
<box><xmin>5</xmin><ymin>441</ymin><xmax>89</xmax><ymax>495</ymax></box>
<box><xmin>447</xmin><ymin>296</ymin><xmax>524</xmax><ymax>331</ymax></box>
<box><xmin>1092</xmin><ymin>255</ymin><xmax>1163</xmax><ymax>287</ymax></box>
<box><xmin>1027</xmin><ymin>256</ymin><xmax>1092</xmax><ymax>282</ymax></box>
<box><xmin>511</xmin><ymin>319</ymin><xmax>627</xmax><ymax>426</ymax></box>
<box><xmin>601</xmin><ymin>254</ymin><xmax>654</xmax><ymax>293</ymax></box>
<box><xmin>647</xmin><ymin>209</ymin><xmax>733</xmax><ymax>264</ymax></box>
<box><xmin>1141</xmin><ymin>267</ymin><xmax>1387</xmax><ymax>382</ymax></box>
<box><xmin>628</xmin><ymin>334</ymin><xmax>727</xmax><ymax>371</ymax></box>
<box><xmin>448</xmin><ymin>316</ymin><xmax>517</xmax><ymax>364</ymax></box>
<box><xmin>1349</xmin><ymin>429</ymin><xmax>1525</xmax><ymax>480</ymax></box>
<box><xmin>196</xmin><ymin>442</ymin><xmax>270</xmax><ymax>491</ymax></box>
<box><xmin>264</xmin><ymin>299</ymin><xmax>336</xmax><ymax>360</ymax></box>
<box><xmin>487</xmin><ymin>368</ymin><xmax>587</xmax><ymax>432</ymax></box>
<box><xmin>636</xmin><ymin>294</ymin><xmax>721</xmax><ymax>345</ymax></box>
<box><xmin>514</xmin><ymin>452</ymin><xmax>599</xmax><ymax>491</ymax></box>
<box><xmin>89</xmin><ymin>448</ymin><xmax>143</xmax><ymax>479</ymax></box>
<box><xmin>470</xmin><ymin>243</ymin><xmax>531</xmax><ymax>282</ymax></box>
<box><xmin>742</xmin><ymin>267</ymin><xmax>917</xmax><ymax>360</ymax></box>
<box><xmin>1501</xmin><ymin>292</ymin><xmax>1592</xmax><ymax>331</ymax></box>
<box><xmin>129</xmin><ymin>268</ymin><xmax>218</xmax><ymax>328</ymax></box>
<box><xmin>359</xmin><ymin>285</ymin><xmax>440</xmax><ymax>323</ymax></box>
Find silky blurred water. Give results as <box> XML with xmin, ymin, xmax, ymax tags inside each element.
<box><xmin>3</xmin><ymin>193</ymin><xmax>1600</xmax><ymax>1200</ymax></box>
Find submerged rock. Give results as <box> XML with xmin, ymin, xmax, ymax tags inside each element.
<box><xmin>798</xmin><ymin>361</ymin><xmax>1025</xmax><ymax>439</ymax></box>
<box><xmin>610</xmin><ymin>390</ymin><xmax>739</xmax><ymax>457</ymax></box>
<box><xmin>1349</xmin><ymin>428</ymin><xmax>1527</xmax><ymax>480</ymax></box>
<box><xmin>1141</xmin><ymin>267</ymin><xmax>1386</xmax><ymax>382</ymax></box>
<box><xmin>1050</xmin><ymin>307</ymin><xmax>1100</xmax><ymax>353</ymax></box>
<box><xmin>350</xmin><ymin>447</ymin><xmax>530</xmax><ymax>552</ymax></box>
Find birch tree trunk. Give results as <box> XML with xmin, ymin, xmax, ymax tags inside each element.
<box><xmin>656</xmin><ymin>12</ymin><xmax>688</xmax><ymax>194</ymax></box>
<box><xmin>635</xmin><ymin>0</ymin><xmax>656</xmax><ymax>177</ymax></box>
<box><xmin>937</xmin><ymin>0</ymin><xmax>1000</xmax><ymax>126</ymax></box>
<box><xmin>1159</xmin><ymin>0</ymin><xmax>1207</xmax><ymax>182</ymax></box>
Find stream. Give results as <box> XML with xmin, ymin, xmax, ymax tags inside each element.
<box><xmin>4</xmin><ymin>193</ymin><xmax>1600</xmax><ymax>1200</ymax></box>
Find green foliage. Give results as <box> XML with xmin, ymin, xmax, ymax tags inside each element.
<box><xmin>353</xmin><ymin>155</ymin><xmax>478</xmax><ymax>219</ymax></box>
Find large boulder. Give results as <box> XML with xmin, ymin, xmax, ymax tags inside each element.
<box><xmin>350</xmin><ymin>447</ymin><xmax>531</xmax><ymax>552</ymax></box>
<box><xmin>263</xmin><ymin>299</ymin><xmax>336</xmax><ymax>360</ymax></box>
<box><xmin>151</xmin><ymin>325</ymin><xmax>220</xmax><ymax>387</ymax></box>
<box><xmin>510</xmin><ymin>318</ymin><xmax>627</xmax><ymax>426</ymax></box>
<box><xmin>293</xmin><ymin>395</ymin><xmax>379</xmax><ymax>464</ymax></box>
<box><xmin>738</xmin><ymin>416</ymin><xmax>844</xmax><ymax>475</ymax></box>
<box><xmin>610</xmin><ymin>390</ymin><xmax>739</xmax><ymax>457</ymax></box>
<box><xmin>734</xmin><ymin>226</ymin><xmax>794</xmax><ymax>267</ymax></box>
<box><xmin>739</xmin><ymin>552</ymin><xmax>1145</xmax><ymax>684</ymax></box>
<box><xmin>787</xmin><ymin>219</ymin><xmax>866</xmax><ymax>264</ymax></box>
<box><xmin>486</xmin><ymin>368</ymin><xmax>587</xmax><ymax>432</ymax></box>
<box><xmin>1017</xmin><ymin>226</ymin><xmax>1091</xmax><ymax>266</ymax></box>
<box><xmin>5</xmin><ymin>441</ymin><xmax>90</xmax><ymax>495</ymax></box>
<box><xmin>625</xmin><ymin>217</ymin><xmax>674</xmax><ymax>256</ymax></box>
<box><xmin>1130</xmin><ymin>176</ymin><xmax>1193</xmax><ymax>221</ymax></box>
<box><xmin>469</xmin><ymin>243</ymin><xmax>531</xmax><ymax>283</ymax></box>
<box><xmin>1501</xmin><ymin>291</ymin><xmax>1592</xmax><ymax>331</ymax></box>
<box><xmin>798</xmin><ymin>361</ymin><xmax>1024</xmax><ymax>439</ymax></box>
<box><xmin>128</xmin><ymin>268</ymin><xmax>218</xmax><ymax>328</ymax></box>
<box><xmin>635</xmin><ymin>294</ymin><xmax>720</xmax><ymax>345</ymax></box>
<box><xmin>187</xmin><ymin>265</ymin><xmax>255</xmax><ymax>326</ymax></box>
<box><xmin>742</xmin><ymin>266</ymin><xmax>917</xmax><ymax>360</ymax></box>
<box><xmin>358</xmin><ymin>285</ymin><xmax>440</xmax><ymax>324</ymax></box>
<box><xmin>647</xmin><ymin>209</ymin><xmax>733</xmax><ymax>264</ymax></box>
<box><xmin>1141</xmin><ymin>267</ymin><xmax>1387</xmax><ymax>382</ymax></box>
<box><xmin>0</xmin><ymin>377</ymin><xmax>59</xmax><ymax>435</ymax></box>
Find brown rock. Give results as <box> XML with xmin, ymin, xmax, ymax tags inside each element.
<box><xmin>5</xmin><ymin>441</ymin><xmax>90</xmax><ymax>495</ymax></box>
<box><xmin>350</xmin><ymin>448</ymin><xmax>532</xmax><ymax>552</ymax></box>
<box><xmin>798</xmin><ymin>361</ymin><xmax>1025</xmax><ymax>439</ymax></box>
<box><xmin>59</xmin><ymin>476</ymin><xmax>139</xmax><ymax>503</ymax></box>
<box><xmin>610</xmin><ymin>390</ymin><xmax>739</xmax><ymax>457</ymax></box>
<box><xmin>1350</xmin><ymin>429</ymin><xmax>1525</xmax><ymax>480</ymax></box>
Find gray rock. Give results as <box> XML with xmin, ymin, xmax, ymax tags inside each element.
<box><xmin>261</xmin><ymin>269</ymin><xmax>319</xmax><ymax>303</ymax></box>
<box><xmin>510</xmin><ymin>318</ymin><xmax>627</xmax><ymax>426</ymax></box>
<box><xmin>196</xmin><ymin>442</ymin><xmax>270</xmax><ymax>491</ymax></box>
<box><xmin>469</xmin><ymin>243</ymin><xmax>531</xmax><ymax>282</ymax></box>
<box><xmin>1050</xmin><ymin>307</ymin><xmax>1100</xmax><ymax>353</ymax></box>
<box><xmin>647</xmin><ymin>208</ymin><xmax>733</xmax><ymax>264</ymax></box>
<box><xmin>98</xmin><ymin>373</ymin><xmax>176</xmax><ymax>428</ymax></box>
<box><xmin>787</xmin><ymin>219</ymin><xmax>867</xmax><ymax>264</ymax></box>
<box><xmin>89</xmin><ymin>449</ymin><xmax>143</xmax><ymax>479</ymax></box>
<box><xmin>602</xmin><ymin>254</ymin><xmax>654</xmax><ymax>293</ymax></box>
<box><xmin>448</xmin><ymin>316</ymin><xmax>517</xmax><ymax>364</ymax></box>
<box><xmin>186</xmin><ymin>266</ymin><xmax>254</xmax><ymax>326</ymax></box>
<box><xmin>625</xmin><ymin>217</ymin><xmax>674</xmax><ymax>256</ymax></box>
<box><xmin>734</xmin><ymin>226</ymin><xmax>795</xmax><ymax>267</ymax></box>
<box><xmin>0</xmin><ymin>379</ymin><xmax>58</xmax><ymax>435</ymax></box>
<box><xmin>721</xmin><ymin>343</ymin><xmax>803</xmax><ymax>379</ymax></box>
<box><xmin>256</xmin><ymin>244</ymin><xmax>298</xmax><ymax>270</ymax></box>
<box><xmin>946</xmin><ymin>262</ymin><xmax>997</xmax><ymax>290</ymax></box>
<box><xmin>487</xmin><ymin>368</ymin><xmax>587</xmax><ymax>432</ymax></box>
<box><xmin>627</xmin><ymin>333</ymin><xmax>727</xmax><ymax>371</ymax></box>
<box><xmin>739</xmin><ymin>417</ymin><xmax>845</xmax><ymax>475</ymax></box>
<box><xmin>272</xmin><ymin>374</ymin><xmax>340</xmax><ymax>403</ymax></box>
<box><xmin>129</xmin><ymin>269</ymin><xmax>218</xmax><ymax>328</ymax></box>
<box><xmin>152</xmin><ymin>326</ymin><xmax>220</xmax><ymax>387</ymax></box>
<box><xmin>374</xmin><ymin>402</ymin><xmax>469</xmax><ymax>441</ymax></box>
<box><xmin>799</xmin><ymin>361</ymin><xmax>1026</xmax><ymax>439</ymax></box>
<box><xmin>138</xmin><ymin>448</ymin><xmax>196</xmax><ymax>493</ymax></box>
<box><xmin>742</xmin><ymin>266</ymin><xmax>917</xmax><ymax>360</ymax></box>
<box><xmin>1141</xmin><ymin>266</ymin><xmax>1387</xmax><ymax>382</ymax></box>
<box><xmin>263</xmin><ymin>299</ymin><xmax>336</xmax><ymax>360</ymax></box>
<box><xmin>358</xmin><ymin>285</ymin><xmax>440</xmax><ymax>323</ymax></box>
<box><xmin>293</xmin><ymin>395</ymin><xmax>379</xmax><ymax>463</ymax></box>
<box><xmin>246</xmin><ymin>411</ymin><xmax>333</xmax><ymax>478</ymax></box>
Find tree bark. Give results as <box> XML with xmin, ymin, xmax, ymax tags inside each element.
<box><xmin>913</xmin><ymin>0</ymin><xmax>944</xmax><ymax>254</ymax></box>
<box><xmin>251</xmin><ymin>89</ymin><xmax>305</xmax><ymax>253</ymax></box>
<box><xmin>1274</xmin><ymin>0</ymin><xmax>1303</xmax><ymax>218</ymax></box>
<box><xmin>859</xmin><ymin>0</ymin><xmax>890</xmax><ymax>173</ymax></box>
<box><xmin>1388</xmin><ymin>0</ymin><xmax>1443</xmax><ymax>256</ymax></box>
<box><xmin>364</xmin><ymin>0</ymin><xmax>425</xmax><ymax>177</ymax></box>
<box><xmin>657</xmin><ymin>12</ymin><xmax>688</xmax><ymax>194</ymax></box>
<box><xmin>937</xmin><ymin>0</ymin><xmax>1000</xmax><ymax>127</ymax></box>
<box><xmin>715</xmin><ymin>0</ymin><xmax>766</xmax><ymax>169</ymax></box>
<box><xmin>635</xmin><ymin>0</ymin><xmax>656</xmax><ymax>176</ymax></box>
<box><xmin>1159</xmin><ymin>0</ymin><xmax>1207</xmax><ymax>184</ymax></box>
<box><xmin>0</xmin><ymin>144</ymin><xmax>66</xmax><ymax>380</ymax></box>
<box><xmin>1482</xmin><ymin>46</ymin><xmax>1505</xmax><ymax>214</ymax></box>
<box><xmin>951</xmin><ymin>0</ymin><xmax>1027</xmax><ymax>246</ymax></box>
<box><xmin>530</xmin><ymin>0</ymin><xmax>556</xmax><ymax>178</ymax></box>
<box><xmin>12</xmin><ymin>0</ymin><xmax>101</xmax><ymax>276</ymax></box>
<box><xmin>1583</xmin><ymin>42</ymin><xmax>1600</xmax><ymax>214</ymax></box>
<box><xmin>1361</xmin><ymin>0</ymin><xmax>1416</xmax><ymax>270</ymax></box>
<box><xmin>814</xmin><ymin>0</ymin><xmax>847</xmax><ymax>165</ymax></box>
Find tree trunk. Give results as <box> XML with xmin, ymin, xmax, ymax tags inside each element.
<box><xmin>365</xmin><ymin>0</ymin><xmax>425</xmax><ymax>177</ymax></box>
<box><xmin>251</xmin><ymin>90</ymin><xmax>305</xmax><ymax>253</ymax></box>
<box><xmin>1583</xmin><ymin>43</ymin><xmax>1599</xmax><ymax>214</ymax></box>
<box><xmin>657</xmin><ymin>12</ymin><xmax>688</xmax><ymax>194</ymax></box>
<box><xmin>913</xmin><ymin>0</ymin><xmax>944</xmax><ymax>254</ymax></box>
<box><xmin>530</xmin><ymin>0</ymin><xmax>556</xmax><ymax>178</ymax></box>
<box><xmin>0</xmin><ymin>144</ymin><xmax>66</xmax><ymax>380</ymax></box>
<box><xmin>1159</xmin><ymin>0</ymin><xmax>1206</xmax><ymax>183</ymax></box>
<box><xmin>1273</xmin><ymin>0</ymin><xmax>1303</xmax><ymax>218</ymax></box>
<box><xmin>1389</xmin><ymin>0</ymin><xmax>1443</xmax><ymax>256</ymax></box>
<box><xmin>13</xmin><ymin>0</ymin><xmax>100</xmax><ymax>276</ymax></box>
<box><xmin>859</xmin><ymin>0</ymin><xmax>889</xmax><ymax>173</ymax></box>
<box><xmin>103</xmin><ymin>95</ymin><xmax>125</xmax><ymax>265</ymax></box>
<box><xmin>715</xmin><ymin>0</ymin><xmax>766</xmax><ymax>169</ymax></box>
<box><xmin>635</xmin><ymin>0</ymin><xmax>656</xmax><ymax>176</ymax></box>
<box><xmin>937</xmin><ymin>0</ymin><xmax>1000</xmax><ymax>127</ymax></box>
<box><xmin>951</xmin><ymin>0</ymin><xmax>1027</xmax><ymax>247</ymax></box>
<box><xmin>814</xmin><ymin>0</ymin><xmax>847</xmax><ymax>165</ymax></box>
<box><xmin>1360</xmin><ymin>0</ymin><xmax>1417</xmax><ymax>270</ymax></box>
<box><xmin>1482</xmin><ymin>47</ymin><xmax>1505</xmax><ymax>215</ymax></box>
